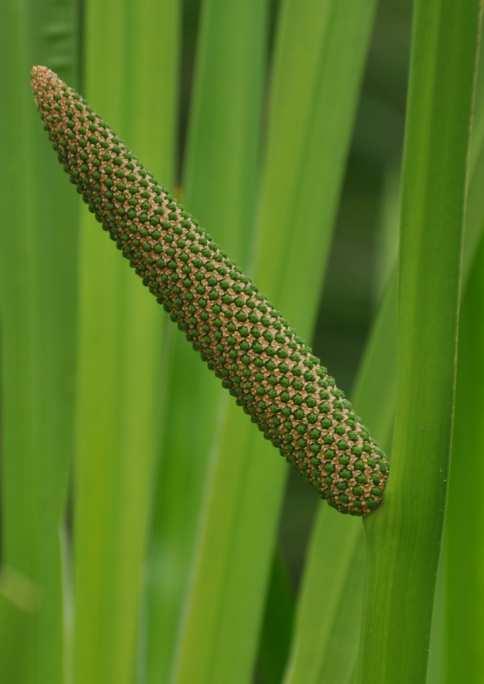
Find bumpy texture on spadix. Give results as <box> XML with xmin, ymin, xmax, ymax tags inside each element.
<box><xmin>31</xmin><ymin>65</ymin><xmax>389</xmax><ymax>515</ymax></box>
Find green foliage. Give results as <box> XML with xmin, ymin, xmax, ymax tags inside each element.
<box><xmin>72</xmin><ymin>4</ymin><xmax>178</xmax><ymax>684</ymax></box>
<box><xmin>145</xmin><ymin>4</ymin><xmax>267</xmax><ymax>678</ymax></box>
<box><xmin>171</xmin><ymin>2</ymin><xmax>378</xmax><ymax>682</ymax></box>
<box><xmin>443</xmin><ymin>32</ymin><xmax>484</xmax><ymax>684</ymax></box>
<box><xmin>0</xmin><ymin>3</ymin><xmax>79</xmax><ymax>683</ymax></box>
<box><xmin>361</xmin><ymin>1</ymin><xmax>480</xmax><ymax>682</ymax></box>
<box><xmin>445</xmin><ymin>236</ymin><xmax>484</xmax><ymax>682</ymax></box>
<box><xmin>1</xmin><ymin>2</ymin><xmax>483</xmax><ymax>684</ymax></box>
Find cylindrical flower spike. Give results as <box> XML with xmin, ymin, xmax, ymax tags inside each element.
<box><xmin>31</xmin><ymin>65</ymin><xmax>388</xmax><ymax>516</ymax></box>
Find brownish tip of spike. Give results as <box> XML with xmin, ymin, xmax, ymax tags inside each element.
<box><xmin>31</xmin><ymin>64</ymin><xmax>50</xmax><ymax>87</ymax></box>
<box><xmin>31</xmin><ymin>65</ymin><xmax>62</xmax><ymax>103</ymax></box>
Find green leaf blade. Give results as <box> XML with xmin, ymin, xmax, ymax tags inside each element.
<box><xmin>145</xmin><ymin>2</ymin><xmax>268</xmax><ymax>681</ymax></box>
<box><xmin>173</xmin><ymin>2</ymin><xmax>377</xmax><ymax>681</ymax></box>
<box><xmin>72</xmin><ymin>3</ymin><xmax>179</xmax><ymax>683</ymax></box>
<box><xmin>360</xmin><ymin>2</ymin><xmax>480</xmax><ymax>682</ymax></box>
<box><xmin>0</xmin><ymin>3</ymin><xmax>79</xmax><ymax>683</ymax></box>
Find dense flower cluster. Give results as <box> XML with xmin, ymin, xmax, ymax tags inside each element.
<box><xmin>31</xmin><ymin>66</ymin><xmax>389</xmax><ymax>515</ymax></box>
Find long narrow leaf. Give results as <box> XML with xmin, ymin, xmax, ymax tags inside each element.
<box><xmin>257</xmin><ymin>552</ymin><xmax>296</xmax><ymax>684</ymax></box>
<box><xmin>173</xmin><ymin>2</ymin><xmax>377</xmax><ymax>681</ymax></box>
<box><xmin>145</xmin><ymin>2</ymin><xmax>268</xmax><ymax>681</ymax></box>
<box><xmin>445</xmin><ymin>223</ymin><xmax>484</xmax><ymax>683</ymax></box>
<box><xmin>73</xmin><ymin>3</ymin><xmax>179</xmax><ymax>683</ymax></box>
<box><xmin>284</xmin><ymin>278</ymin><xmax>398</xmax><ymax>684</ymax></box>
<box><xmin>0</xmin><ymin>3</ymin><xmax>79</xmax><ymax>683</ymax></box>
<box><xmin>288</xmin><ymin>17</ymin><xmax>484</xmax><ymax>680</ymax></box>
<box><xmin>442</xmin><ymin>31</ymin><xmax>484</xmax><ymax>682</ymax></box>
<box><xmin>360</xmin><ymin>2</ymin><xmax>480</xmax><ymax>682</ymax></box>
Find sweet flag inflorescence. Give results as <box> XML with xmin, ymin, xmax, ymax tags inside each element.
<box><xmin>31</xmin><ymin>65</ymin><xmax>389</xmax><ymax>516</ymax></box>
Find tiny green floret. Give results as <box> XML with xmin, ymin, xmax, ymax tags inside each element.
<box><xmin>31</xmin><ymin>65</ymin><xmax>389</xmax><ymax>516</ymax></box>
